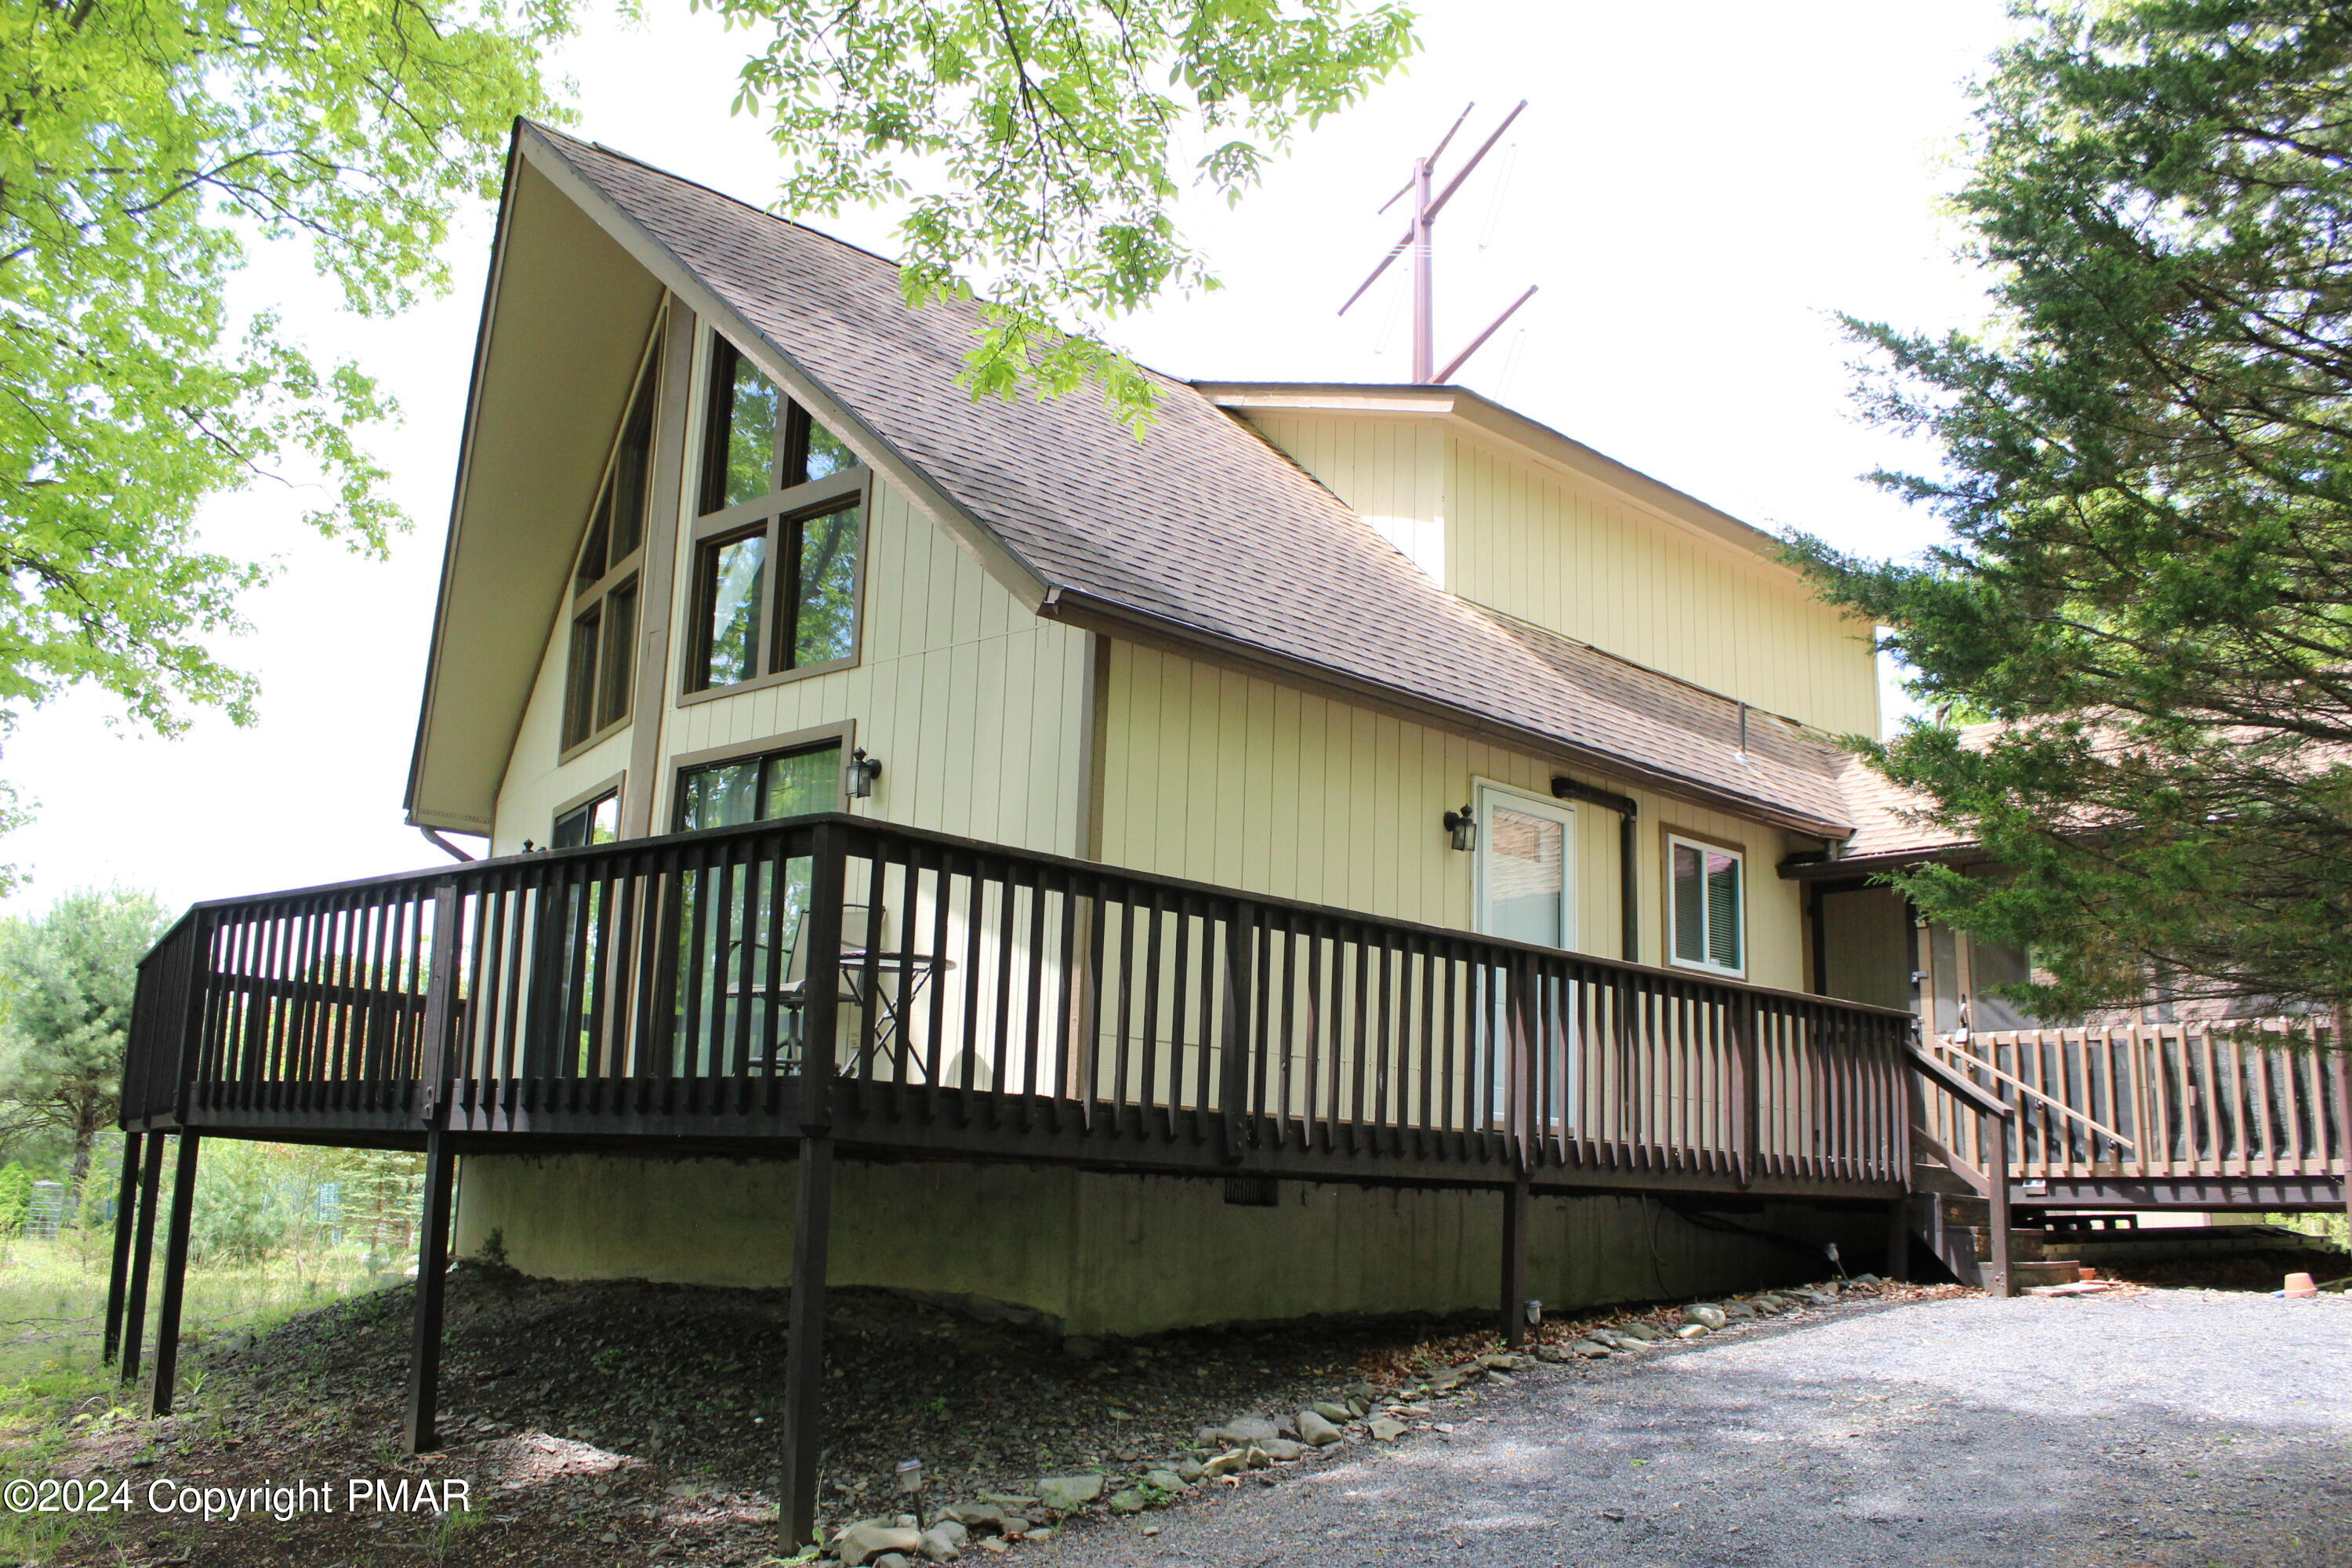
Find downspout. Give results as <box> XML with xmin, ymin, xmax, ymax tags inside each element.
<box><xmin>1552</xmin><ymin>775</ymin><xmax>1639</xmax><ymax>963</ymax></box>
<box><xmin>419</xmin><ymin>826</ymin><xmax>477</xmax><ymax>863</ymax></box>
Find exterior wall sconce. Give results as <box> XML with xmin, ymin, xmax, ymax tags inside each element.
<box><xmin>848</xmin><ymin>748</ymin><xmax>883</xmax><ymax>800</ymax></box>
<box><xmin>1443</xmin><ymin>803</ymin><xmax>1476</xmax><ymax>852</ymax></box>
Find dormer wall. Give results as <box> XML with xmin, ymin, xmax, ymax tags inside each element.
<box><xmin>1237</xmin><ymin>406</ymin><xmax>1881</xmax><ymax>740</ymax></box>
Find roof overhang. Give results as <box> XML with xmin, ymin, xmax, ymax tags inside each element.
<box><xmin>405</xmin><ymin>140</ymin><xmax>664</xmax><ymax>833</ymax></box>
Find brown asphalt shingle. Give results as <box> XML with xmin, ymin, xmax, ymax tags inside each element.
<box><xmin>533</xmin><ymin>125</ymin><xmax>1860</xmax><ymax>837</ymax></box>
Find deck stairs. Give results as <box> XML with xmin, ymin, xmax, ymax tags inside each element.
<box><xmin>1909</xmin><ymin>1145</ymin><xmax>2082</xmax><ymax>1290</ymax></box>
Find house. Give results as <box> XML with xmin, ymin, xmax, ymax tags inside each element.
<box><xmin>111</xmin><ymin>120</ymin><xmax>2336</xmax><ymax>1549</ymax></box>
<box><xmin>393</xmin><ymin>120</ymin><xmax>1900</xmax><ymax>1325</ymax></box>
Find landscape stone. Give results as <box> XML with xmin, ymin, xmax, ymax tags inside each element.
<box><xmin>920</xmin><ymin>1522</ymin><xmax>967</xmax><ymax>1563</ymax></box>
<box><xmin>1217</xmin><ymin>1416</ymin><xmax>1280</xmax><ymax>1445</ymax></box>
<box><xmin>1106</xmin><ymin>1490</ymin><xmax>1148</xmax><ymax>1515</ymax></box>
<box><xmin>1722</xmin><ymin>1301</ymin><xmax>1757</xmax><ymax>1319</ymax></box>
<box><xmin>1145</xmin><ymin>1469</ymin><xmax>1185</xmax><ymax>1493</ymax></box>
<box><xmin>1258</xmin><ymin>1438</ymin><xmax>1304</xmax><ymax>1461</ymax></box>
<box><xmin>1676</xmin><ymin>1323</ymin><xmax>1710</xmax><ymax>1340</ymax></box>
<box><xmin>1367</xmin><ymin>1417</ymin><xmax>1407</xmax><ymax>1441</ymax></box>
<box><xmin>1174</xmin><ymin>1460</ymin><xmax>1204</xmax><ymax>1484</ymax></box>
<box><xmin>1201</xmin><ymin>1451</ymin><xmax>1247</xmax><ymax>1479</ymax></box>
<box><xmin>1341</xmin><ymin>1381</ymin><xmax>1379</xmax><ymax>1402</ymax></box>
<box><xmin>1534</xmin><ymin>1345</ymin><xmax>1573</xmax><ymax>1363</ymax></box>
<box><xmin>1297</xmin><ymin>1410</ymin><xmax>1344</xmax><ymax>1446</ymax></box>
<box><xmin>1033</xmin><ymin>1475</ymin><xmax>1105</xmax><ymax>1513</ymax></box>
<box><xmin>837</xmin><ymin>1523</ymin><xmax>924</xmax><ymax>1567</ymax></box>
<box><xmin>1684</xmin><ymin>1304</ymin><xmax>1729</xmax><ymax>1330</ymax></box>
<box><xmin>1570</xmin><ymin>1339</ymin><xmax>1613</xmax><ymax>1358</ymax></box>
<box><xmin>1312</xmin><ymin>1401</ymin><xmax>1354</xmax><ymax>1424</ymax></box>
<box><xmin>1615</xmin><ymin>1323</ymin><xmax>1667</xmax><ymax>1341</ymax></box>
<box><xmin>1479</xmin><ymin>1352</ymin><xmax>1533</xmax><ymax>1371</ymax></box>
<box><xmin>1346</xmin><ymin>1395</ymin><xmax>1372</xmax><ymax>1417</ymax></box>
<box><xmin>873</xmin><ymin>1555</ymin><xmax>910</xmax><ymax>1568</ymax></box>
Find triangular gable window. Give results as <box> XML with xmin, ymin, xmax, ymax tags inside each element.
<box><xmin>561</xmin><ymin>313</ymin><xmax>663</xmax><ymax>753</ymax></box>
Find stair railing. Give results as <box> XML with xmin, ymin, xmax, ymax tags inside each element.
<box><xmin>1906</xmin><ymin>1036</ymin><xmax>2021</xmax><ymax>1298</ymax></box>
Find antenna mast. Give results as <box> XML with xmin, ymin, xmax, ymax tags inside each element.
<box><xmin>1340</xmin><ymin>100</ymin><xmax>1537</xmax><ymax>384</ymax></box>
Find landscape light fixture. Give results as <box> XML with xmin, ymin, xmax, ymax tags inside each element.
<box><xmin>1443</xmin><ymin>803</ymin><xmax>1477</xmax><ymax>852</ymax></box>
<box><xmin>848</xmin><ymin>748</ymin><xmax>883</xmax><ymax>800</ymax></box>
<box><xmin>895</xmin><ymin>1458</ymin><xmax>924</xmax><ymax>1494</ymax></box>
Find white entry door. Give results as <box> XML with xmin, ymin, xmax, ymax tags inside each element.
<box><xmin>1474</xmin><ymin>786</ymin><xmax>1577</xmax><ymax>1129</ymax></box>
<box><xmin>1475</xmin><ymin>786</ymin><xmax>1576</xmax><ymax>949</ymax></box>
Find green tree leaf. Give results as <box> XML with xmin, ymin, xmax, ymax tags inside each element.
<box><xmin>692</xmin><ymin>0</ymin><xmax>1418</xmax><ymax>431</ymax></box>
<box><xmin>1787</xmin><ymin>1</ymin><xmax>2352</xmax><ymax>1018</ymax></box>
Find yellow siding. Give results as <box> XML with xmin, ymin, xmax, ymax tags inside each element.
<box><xmin>492</xmin><ymin>477</ymin><xmax>1091</xmax><ymax>855</ymax></box>
<box><xmin>1240</xmin><ymin>411</ymin><xmax>1880</xmax><ymax>739</ymax></box>
<box><xmin>1098</xmin><ymin>640</ymin><xmax>1809</xmax><ymax>991</ymax></box>
<box><xmin>1445</xmin><ymin>437</ymin><xmax>1878</xmax><ymax>737</ymax></box>
<box><xmin>1246</xmin><ymin>412</ymin><xmax>1448</xmax><ymax>585</ymax></box>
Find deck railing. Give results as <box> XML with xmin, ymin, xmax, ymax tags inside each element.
<box><xmin>125</xmin><ymin>815</ymin><xmax>1916</xmax><ymax>1190</ymax></box>
<box><xmin>1919</xmin><ymin>1020</ymin><xmax>2347</xmax><ymax>1187</ymax></box>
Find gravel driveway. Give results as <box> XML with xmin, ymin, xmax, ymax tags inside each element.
<box><xmin>1036</xmin><ymin>1290</ymin><xmax>2352</xmax><ymax>1568</ymax></box>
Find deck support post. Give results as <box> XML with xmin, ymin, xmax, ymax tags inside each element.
<box><xmin>1500</xmin><ymin>1176</ymin><xmax>1530</xmax><ymax>1348</ymax></box>
<box><xmin>102</xmin><ymin>1130</ymin><xmax>145</xmax><ymax>1364</ymax></box>
<box><xmin>1883</xmin><ymin>1196</ymin><xmax>1910</xmax><ymax>1283</ymax></box>
<box><xmin>148</xmin><ymin>1133</ymin><xmax>201</xmax><ymax>1417</ymax></box>
<box><xmin>405</xmin><ymin>1130</ymin><xmax>457</xmax><ymax>1454</ymax></box>
<box><xmin>1984</xmin><ymin>1112</ymin><xmax>2013</xmax><ymax>1298</ymax></box>
<box><xmin>780</xmin><ymin>1133</ymin><xmax>837</xmax><ymax>1554</ymax></box>
<box><xmin>118</xmin><ymin>1131</ymin><xmax>168</xmax><ymax>1384</ymax></box>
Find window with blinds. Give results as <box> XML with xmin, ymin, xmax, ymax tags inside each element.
<box><xmin>1668</xmin><ymin>834</ymin><xmax>1744</xmax><ymax>977</ymax></box>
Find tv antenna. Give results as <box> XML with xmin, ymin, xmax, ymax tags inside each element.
<box><xmin>1339</xmin><ymin>100</ymin><xmax>1537</xmax><ymax>384</ymax></box>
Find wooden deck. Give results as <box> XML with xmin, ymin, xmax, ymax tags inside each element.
<box><xmin>103</xmin><ymin>813</ymin><xmax>2350</xmax><ymax>1547</ymax></box>
<box><xmin>120</xmin><ymin>814</ymin><xmax>1922</xmax><ymax>1200</ymax></box>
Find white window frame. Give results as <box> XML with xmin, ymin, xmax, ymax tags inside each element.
<box><xmin>1472</xmin><ymin>780</ymin><xmax>1577</xmax><ymax>952</ymax></box>
<box><xmin>1665</xmin><ymin>832</ymin><xmax>1747</xmax><ymax>979</ymax></box>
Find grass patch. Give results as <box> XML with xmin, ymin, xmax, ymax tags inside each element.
<box><xmin>0</xmin><ymin>1232</ymin><xmax>397</xmax><ymax>1561</ymax></box>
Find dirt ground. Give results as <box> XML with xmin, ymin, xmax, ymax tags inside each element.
<box><xmin>14</xmin><ymin>1243</ymin><xmax>2336</xmax><ymax>1568</ymax></box>
<box><xmin>19</xmin><ymin>1263</ymin><xmax>1927</xmax><ymax>1567</ymax></box>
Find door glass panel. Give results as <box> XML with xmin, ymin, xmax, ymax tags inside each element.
<box><xmin>677</xmin><ymin>760</ymin><xmax>763</xmax><ymax>831</ymax></box>
<box><xmin>763</xmin><ymin>745</ymin><xmax>840</xmax><ymax>818</ymax></box>
<box><xmin>552</xmin><ymin>793</ymin><xmax>619</xmax><ymax>848</ymax></box>
<box><xmin>1486</xmin><ymin>807</ymin><xmax>1566</xmax><ymax>947</ymax></box>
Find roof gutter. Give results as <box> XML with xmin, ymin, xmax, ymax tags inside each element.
<box><xmin>1036</xmin><ymin>585</ymin><xmax>1855</xmax><ymax>842</ymax></box>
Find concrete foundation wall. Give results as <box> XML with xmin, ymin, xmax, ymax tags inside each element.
<box><xmin>454</xmin><ymin>1153</ymin><xmax>1881</xmax><ymax>1338</ymax></box>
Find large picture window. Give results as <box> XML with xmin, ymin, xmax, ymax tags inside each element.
<box><xmin>561</xmin><ymin>318</ymin><xmax>662</xmax><ymax>753</ymax></box>
<box><xmin>686</xmin><ymin>336</ymin><xmax>866</xmax><ymax>697</ymax></box>
<box><xmin>1668</xmin><ymin>833</ymin><xmax>1744</xmax><ymax>977</ymax></box>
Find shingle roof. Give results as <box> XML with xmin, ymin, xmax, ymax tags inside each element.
<box><xmin>532</xmin><ymin>125</ymin><xmax>1861</xmax><ymax>837</ymax></box>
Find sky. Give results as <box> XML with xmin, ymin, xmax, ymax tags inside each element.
<box><xmin>0</xmin><ymin>0</ymin><xmax>2020</xmax><ymax>917</ymax></box>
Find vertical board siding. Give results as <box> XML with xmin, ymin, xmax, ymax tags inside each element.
<box><xmin>1444</xmin><ymin>436</ymin><xmax>1878</xmax><ymax>738</ymax></box>
<box><xmin>1098</xmin><ymin>641</ymin><xmax>1809</xmax><ymax>992</ymax></box>
<box><xmin>1241</xmin><ymin>411</ymin><xmax>1879</xmax><ymax>740</ymax></box>
<box><xmin>495</xmin><ymin>478</ymin><xmax>1090</xmax><ymax>857</ymax></box>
